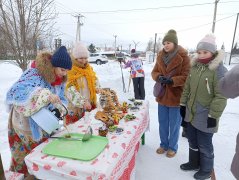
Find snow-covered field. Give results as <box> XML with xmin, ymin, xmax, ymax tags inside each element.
<box><xmin>0</xmin><ymin>58</ymin><xmax>238</xmax><ymax>179</ymax></box>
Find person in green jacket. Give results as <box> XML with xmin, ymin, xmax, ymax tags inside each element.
<box><xmin>179</xmin><ymin>34</ymin><xmax>227</xmax><ymax>180</ymax></box>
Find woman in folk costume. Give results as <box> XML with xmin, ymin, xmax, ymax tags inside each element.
<box><xmin>5</xmin><ymin>46</ymin><xmax>72</xmax><ymax>176</ymax></box>
<box><xmin>151</xmin><ymin>29</ymin><xmax>190</xmax><ymax>158</ymax></box>
<box><xmin>180</xmin><ymin>34</ymin><xmax>227</xmax><ymax>179</ymax></box>
<box><xmin>65</xmin><ymin>42</ymin><xmax>99</xmax><ymax>125</ymax></box>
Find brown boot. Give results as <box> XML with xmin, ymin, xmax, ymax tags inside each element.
<box><xmin>156</xmin><ymin>147</ymin><xmax>166</xmax><ymax>154</ymax></box>
<box><xmin>166</xmin><ymin>150</ymin><xmax>176</xmax><ymax>158</ymax></box>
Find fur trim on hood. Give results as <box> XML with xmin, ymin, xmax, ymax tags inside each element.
<box><xmin>191</xmin><ymin>50</ymin><xmax>224</xmax><ymax>70</ymax></box>
<box><xmin>35</xmin><ymin>52</ymin><xmax>67</xmax><ymax>83</ymax></box>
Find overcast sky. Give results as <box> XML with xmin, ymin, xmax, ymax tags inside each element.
<box><xmin>54</xmin><ymin>0</ymin><xmax>239</xmax><ymax>51</ymax></box>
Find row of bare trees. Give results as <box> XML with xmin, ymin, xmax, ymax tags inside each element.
<box><xmin>0</xmin><ymin>0</ymin><xmax>57</xmax><ymax>71</ymax></box>
<box><xmin>145</xmin><ymin>37</ymin><xmax>162</xmax><ymax>54</ymax></box>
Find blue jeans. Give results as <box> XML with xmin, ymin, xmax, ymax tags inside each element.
<box><xmin>158</xmin><ymin>104</ymin><xmax>181</xmax><ymax>152</ymax></box>
<box><xmin>187</xmin><ymin>123</ymin><xmax>214</xmax><ymax>172</ymax></box>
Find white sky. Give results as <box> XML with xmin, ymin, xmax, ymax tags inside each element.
<box><xmin>54</xmin><ymin>0</ymin><xmax>239</xmax><ymax>51</ymax></box>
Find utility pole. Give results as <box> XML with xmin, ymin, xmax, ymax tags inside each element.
<box><xmin>229</xmin><ymin>13</ymin><xmax>239</xmax><ymax>65</ymax></box>
<box><xmin>74</xmin><ymin>14</ymin><xmax>84</xmax><ymax>42</ymax></box>
<box><xmin>153</xmin><ymin>33</ymin><xmax>157</xmax><ymax>62</ymax></box>
<box><xmin>212</xmin><ymin>0</ymin><xmax>220</xmax><ymax>33</ymax></box>
<box><xmin>132</xmin><ymin>40</ymin><xmax>140</xmax><ymax>50</ymax></box>
<box><xmin>54</xmin><ymin>38</ymin><xmax>62</xmax><ymax>50</ymax></box>
<box><xmin>129</xmin><ymin>44</ymin><xmax>131</xmax><ymax>54</ymax></box>
<box><xmin>113</xmin><ymin>35</ymin><xmax>117</xmax><ymax>57</ymax></box>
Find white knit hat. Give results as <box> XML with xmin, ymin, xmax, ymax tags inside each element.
<box><xmin>196</xmin><ymin>34</ymin><xmax>217</xmax><ymax>54</ymax></box>
<box><xmin>72</xmin><ymin>42</ymin><xmax>89</xmax><ymax>58</ymax></box>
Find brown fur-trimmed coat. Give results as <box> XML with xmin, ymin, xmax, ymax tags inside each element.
<box><xmin>151</xmin><ymin>45</ymin><xmax>191</xmax><ymax>106</ymax></box>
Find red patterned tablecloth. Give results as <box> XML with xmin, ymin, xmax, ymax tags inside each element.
<box><xmin>25</xmin><ymin>101</ymin><xmax>149</xmax><ymax>180</ymax></box>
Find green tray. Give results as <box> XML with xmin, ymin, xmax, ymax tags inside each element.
<box><xmin>42</xmin><ymin>133</ymin><xmax>108</xmax><ymax>161</ymax></box>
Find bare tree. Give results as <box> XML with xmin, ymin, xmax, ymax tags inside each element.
<box><xmin>146</xmin><ymin>38</ymin><xmax>154</xmax><ymax>52</ymax></box>
<box><xmin>156</xmin><ymin>37</ymin><xmax>162</xmax><ymax>53</ymax></box>
<box><xmin>0</xmin><ymin>0</ymin><xmax>57</xmax><ymax>71</ymax></box>
<box><xmin>146</xmin><ymin>37</ymin><xmax>162</xmax><ymax>53</ymax></box>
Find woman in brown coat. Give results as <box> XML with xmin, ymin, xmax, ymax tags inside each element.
<box><xmin>151</xmin><ymin>29</ymin><xmax>190</xmax><ymax>158</ymax></box>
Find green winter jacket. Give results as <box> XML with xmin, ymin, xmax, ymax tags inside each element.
<box><xmin>180</xmin><ymin>50</ymin><xmax>227</xmax><ymax>133</ymax></box>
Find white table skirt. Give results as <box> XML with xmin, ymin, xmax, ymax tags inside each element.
<box><xmin>25</xmin><ymin>100</ymin><xmax>150</xmax><ymax>180</ymax></box>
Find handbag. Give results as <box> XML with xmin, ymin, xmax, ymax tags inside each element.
<box><xmin>153</xmin><ymin>69</ymin><xmax>177</xmax><ymax>97</ymax></box>
<box><xmin>153</xmin><ymin>82</ymin><xmax>165</xmax><ymax>97</ymax></box>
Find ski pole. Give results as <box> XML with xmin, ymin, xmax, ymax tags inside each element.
<box><xmin>119</xmin><ymin>62</ymin><xmax>126</xmax><ymax>93</ymax></box>
<box><xmin>128</xmin><ymin>72</ymin><xmax>131</xmax><ymax>92</ymax></box>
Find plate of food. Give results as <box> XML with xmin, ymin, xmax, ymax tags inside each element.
<box><xmin>134</xmin><ymin>101</ymin><xmax>143</xmax><ymax>106</ymax></box>
<box><xmin>130</xmin><ymin>106</ymin><xmax>139</xmax><ymax>112</ymax></box>
<box><xmin>128</xmin><ymin>98</ymin><xmax>135</xmax><ymax>102</ymax></box>
<box><xmin>109</xmin><ymin>126</ymin><xmax>124</xmax><ymax>135</ymax></box>
<box><xmin>124</xmin><ymin>114</ymin><xmax>136</xmax><ymax>121</ymax></box>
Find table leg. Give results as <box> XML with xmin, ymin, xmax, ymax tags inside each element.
<box><xmin>141</xmin><ymin>133</ymin><xmax>145</xmax><ymax>145</ymax></box>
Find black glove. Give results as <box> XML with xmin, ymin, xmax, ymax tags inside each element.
<box><xmin>180</xmin><ymin>106</ymin><xmax>187</xmax><ymax>127</ymax></box>
<box><xmin>207</xmin><ymin>117</ymin><xmax>217</xmax><ymax>128</ymax></box>
<box><xmin>158</xmin><ymin>76</ymin><xmax>167</xmax><ymax>83</ymax></box>
<box><xmin>180</xmin><ymin>106</ymin><xmax>186</xmax><ymax>119</ymax></box>
<box><xmin>158</xmin><ymin>76</ymin><xmax>173</xmax><ymax>84</ymax></box>
<box><xmin>181</xmin><ymin>120</ymin><xmax>188</xmax><ymax>128</ymax></box>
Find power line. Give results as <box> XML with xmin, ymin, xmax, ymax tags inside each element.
<box><xmin>77</xmin><ymin>1</ymin><xmax>238</xmax><ymax>14</ymax></box>
<box><xmin>175</xmin><ymin>14</ymin><xmax>237</xmax><ymax>33</ymax></box>
<box><xmin>84</xmin><ymin>13</ymin><xmax>237</xmax><ymax>26</ymax></box>
<box><xmin>55</xmin><ymin>2</ymin><xmax>78</xmax><ymax>16</ymax></box>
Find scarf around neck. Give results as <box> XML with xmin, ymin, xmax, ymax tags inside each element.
<box><xmin>66</xmin><ymin>63</ymin><xmax>97</xmax><ymax>105</ymax></box>
<box><xmin>162</xmin><ymin>46</ymin><xmax>178</xmax><ymax>65</ymax></box>
<box><xmin>51</xmin><ymin>75</ymin><xmax>63</xmax><ymax>86</ymax></box>
<box><xmin>197</xmin><ymin>57</ymin><xmax>213</xmax><ymax>64</ymax></box>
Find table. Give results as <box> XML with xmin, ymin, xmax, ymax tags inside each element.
<box><xmin>25</xmin><ymin>100</ymin><xmax>150</xmax><ymax>180</ymax></box>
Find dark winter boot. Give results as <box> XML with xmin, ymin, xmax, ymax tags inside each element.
<box><xmin>193</xmin><ymin>170</ymin><xmax>211</xmax><ymax>180</ymax></box>
<box><xmin>182</xmin><ymin>127</ymin><xmax>187</xmax><ymax>138</ymax></box>
<box><xmin>194</xmin><ymin>151</ymin><xmax>214</xmax><ymax>179</ymax></box>
<box><xmin>180</xmin><ymin>148</ymin><xmax>200</xmax><ymax>171</ymax></box>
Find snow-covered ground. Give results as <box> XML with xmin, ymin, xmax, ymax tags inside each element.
<box><xmin>0</xmin><ymin>58</ymin><xmax>238</xmax><ymax>180</ymax></box>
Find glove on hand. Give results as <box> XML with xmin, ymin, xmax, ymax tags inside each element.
<box><xmin>158</xmin><ymin>76</ymin><xmax>167</xmax><ymax>83</ymax></box>
<box><xmin>207</xmin><ymin>117</ymin><xmax>217</xmax><ymax>128</ymax></box>
<box><xmin>181</xmin><ymin>120</ymin><xmax>188</xmax><ymax>128</ymax></box>
<box><xmin>158</xmin><ymin>76</ymin><xmax>173</xmax><ymax>84</ymax></box>
<box><xmin>180</xmin><ymin>106</ymin><xmax>187</xmax><ymax>127</ymax></box>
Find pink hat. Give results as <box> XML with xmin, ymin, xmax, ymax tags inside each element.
<box><xmin>196</xmin><ymin>34</ymin><xmax>217</xmax><ymax>54</ymax></box>
<box><xmin>72</xmin><ymin>42</ymin><xmax>89</xmax><ymax>58</ymax></box>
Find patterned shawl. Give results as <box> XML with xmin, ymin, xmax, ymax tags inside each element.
<box><xmin>66</xmin><ymin>63</ymin><xmax>97</xmax><ymax>105</ymax></box>
<box><xmin>6</xmin><ymin>68</ymin><xmax>67</xmax><ymax>106</ymax></box>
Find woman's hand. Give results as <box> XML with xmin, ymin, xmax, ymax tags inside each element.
<box><xmin>49</xmin><ymin>94</ymin><xmax>61</xmax><ymax>104</ymax></box>
<box><xmin>84</xmin><ymin>100</ymin><xmax>92</xmax><ymax>110</ymax></box>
